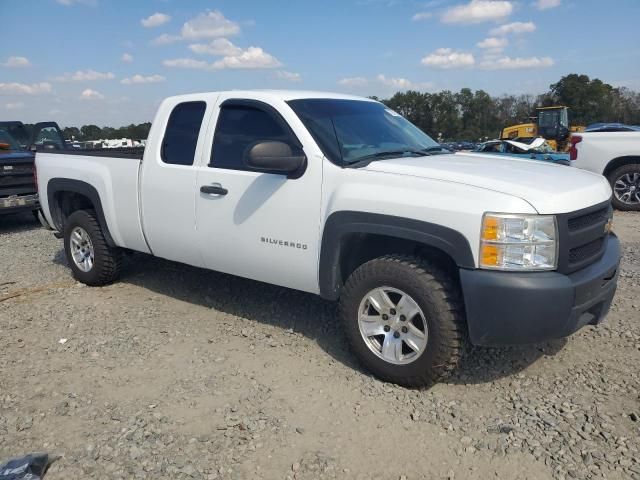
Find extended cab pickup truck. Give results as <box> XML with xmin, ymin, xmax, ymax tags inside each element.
<box><xmin>36</xmin><ymin>91</ymin><xmax>621</xmax><ymax>387</ymax></box>
<box><xmin>569</xmin><ymin>132</ymin><xmax>640</xmax><ymax>211</ymax></box>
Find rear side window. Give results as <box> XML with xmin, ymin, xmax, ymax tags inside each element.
<box><xmin>210</xmin><ymin>105</ymin><xmax>297</xmax><ymax>170</ymax></box>
<box><xmin>161</xmin><ymin>101</ymin><xmax>206</xmax><ymax>166</ymax></box>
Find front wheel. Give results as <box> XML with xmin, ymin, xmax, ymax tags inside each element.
<box><xmin>609</xmin><ymin>164</ymin><xmax>640</xmax><ymax>211</ymax></box>
<box><xmin>339</xmin><ymin>255</ymin><xmax>467</xmax><ymax>388</ymax></box>
<box><xmin>63</xmin><ymin>209</ymin><xmax>122</xmax><ymax>286</ymax></box>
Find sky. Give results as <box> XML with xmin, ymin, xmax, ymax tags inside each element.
<box><xmin>1</xmin><ymin>0</ymin><xmax>639</xmax><ymax>127</ymax></box>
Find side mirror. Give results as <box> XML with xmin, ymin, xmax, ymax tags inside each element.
<box><xmin>246</xmin><ymin>141</ymin><xmax>306</xmax><ymax>179</ymax></box>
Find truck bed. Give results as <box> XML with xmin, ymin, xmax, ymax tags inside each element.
<box><xmin>36</xmin><ymin>150</ymin><xmax>149</xmax><ymax>253</ymax></box>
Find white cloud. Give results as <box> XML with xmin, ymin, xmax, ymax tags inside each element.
<box><xmin>0</xmin><ymin>82</ymin><xmax>52</xmax><ymax>95</ymax></box>
<box><xmin>121</xmin><ymin>74</ymin><xmax>165</xmax><ymax>85</ymax></box>
<box><xmin>480</xmin><ymin>56</ymin><xmax>554</xmax><ymax>69</ymax></box>
<box><xmin>489</xmin><ymin>21</ymin><xmax>536</xmax><ymax>35</ymax></box>
<box><xmin>412</xmin><ymin>12</ymin><xmax>433</xmax><ymax>21</ymax></box>
<box><xmin>188</xmin><ymin>38</ymin><xmax>243</xmax><ymax>56</ymax></box>
<box><xmin>54</xmin><ymin>69</ymin><xmax>115</xmax><ymax>82</ymax></box>
<box><xmin>276</xmin><ymin>71</ymin><xmax>302</xmax><ymax>82</ymax></box>
<box><xmin>376</xmin><ymin>75</ymin><xmax>434</xmax><ymax>91</ymax></box>
<box><xmin>121</xmin><ymin>53</ymin><xmax>133</xmax><ymax>63</ymax></box>
<box><xmin>1</xmin><ymin>56</ymin><xmax>31</xmax><ymax>68</ymax></box>
<box><xmin>376</xmin><ymin>74</ymin><xmax>414</xmax><ymax>90</ymax></box>
<box><xmin>162</xmin><ymin>58</ymin><xmax>209</xmax><ymax>69</ymax></box>
<box><xmin>181</xmin><ymin>10</ymin><xmax>240</xmax><ymax>39</ymax></box>
<box><xmin>441</xmin><ymin>0</ymin><xmax>513</xmax><ymax>24</ymax></box>
<box><xmin>80</xmin><ymin>88</ymin><xmax>104</xmax><ymax>100</ymax></box>
<box><xmin>151</xmin><ymin>34</ymin><xmax>181</xmax><ymax>46</ymax></box>
<box><xmin>534</xmin><ymin>0</ymin><xmax>560</xmax><ymax>9</ymax></box>
<box><xmin>163</xmin><ymin>47</ymin><xmax>280</xmax><ymax>71</ymax></box>
<box><xmin>477</xmin><ymin>37</ymin><xmax>508</xmax><ymax>49</ymax></box>
<box><xmin>210</xmin><ymin>47</ymin><xmax>281</xmax><ymax>70</ymax></box>
<box><xmin>141</xmin><ymin>12</ymin><xmax>171</xmax><ymax>28</ymax></box>
<box><xmin>338</xmin><ymin>75</ymin><xmax>432</xmax><ymax>91</ymax></box>
<box><xmin>338</xmin><ymin>77</ymin><xmax>368</xmax><ymax>87</ymax></box>
<box><xmin>421</xmin><ymin>48</ymin><xmax>475</xmax><ymax>69</ymax></box>
<box><xmin>5</xmin><ymin>102</ymin><xmax>24</xmax><ymax>110</ymax></box>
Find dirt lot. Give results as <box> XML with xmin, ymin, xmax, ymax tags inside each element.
<box><xmin>1</xmin><ymin>211</ymin><xmax>638</xmax><ymax>480</ymax></box>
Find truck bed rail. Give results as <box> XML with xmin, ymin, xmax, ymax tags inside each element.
<box><xmin>40</xmin><ymin>147</ymin><xmax>144</xmax><ymax>160</ymax></box>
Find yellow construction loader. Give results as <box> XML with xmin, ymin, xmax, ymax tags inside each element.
<box><xmin>500</xmin><ymin>106</ymin><xmax>584</xmax><ymax>151</ymax></box>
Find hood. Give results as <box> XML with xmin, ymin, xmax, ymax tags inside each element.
<box><xmin>362</xmin><ymin>152</ymin><xmax>611</xmax><ymax>214</ymax></box>
<box><xmin>0</xmin><ymin>151</ymin><xmax>34</xmax><ymax>160</ymax></box>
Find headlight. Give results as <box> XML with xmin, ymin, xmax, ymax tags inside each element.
<box><xmin>480</xmin><ymin>213</ymin><xmax>558</xmax><ymax>271</ymax></box>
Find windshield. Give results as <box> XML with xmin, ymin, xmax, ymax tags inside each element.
<box><xmin>33</xmin><ymin>125</ymin><xmax>65</xmax><ymax>149</ymax></box>
<box><xmin>0</xmin><ymin>128</ymin><xmax>22</xmax><ymax>151</ymax></box>
<box><xmin>287</xmin><ymin>99</ymin><xmax>441</xmax><ymax>165</ymax></box>
<box><xmin>538</xmin><ymin>110</ymin><xmax>559</xmax><ymax>128</ymax></box>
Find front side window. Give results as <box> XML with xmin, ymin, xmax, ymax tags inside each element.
<box><xmin>161</xmin><ymin>101</ymin><xmax>206</xmax><ymax>166</ymax></box>
<box><xmin>210</xmin><ymin>104</ymin><xmax>297</xmax><ymax>170</ymax></box>
<box><xmin>287</xmin><ymin>99</ymin><xmax>441</xmax><ymax>166</ymax></box>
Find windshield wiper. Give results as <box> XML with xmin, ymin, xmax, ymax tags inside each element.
<box><xmin>345</xmin><ymin>149</ymin><xmax>428</xmax><ymax>168</ymax></box>
<box><xmin>420</xmin><ymin>145</ymin><xmax>447</xmax><ymax>153</ymax></box>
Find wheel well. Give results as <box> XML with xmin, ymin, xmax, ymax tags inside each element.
<box><xmin>52</xmin><ymin>191</ymin><xmax>95</xmax><ymax>230</ymax></box>
<box><xmin>338</xmin><ymin>233</ymin><xmax>460</xmax><ymax>288</ymax></box>
<box><xmin>603</xmin><ymin>156</ymin><xmax>640</xmax><ymax>179</ymax></box>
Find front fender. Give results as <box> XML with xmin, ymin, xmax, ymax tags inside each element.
<box><xmin>318</xmin><ymin>211</ymin><xmax>474</xmax><ymax>300</ymax></box>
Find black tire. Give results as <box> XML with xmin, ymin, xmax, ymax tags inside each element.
<box><xmin>339</xmin><ymin>255</ymin><xmax>467</xmax><ymax>388</ymax></box>
<box><xmin>608</xmin><ymin>164</ymin><xmax>640</xmax><ymax>211</ymax></box>
<box><xmin>63</xmin><ymin>209</ymin><xmax>122</xmax><ymax>286</ymax></box>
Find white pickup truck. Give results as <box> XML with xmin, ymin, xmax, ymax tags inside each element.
<box><xmin>570</xmin><ymin>131</ymin><xmax>640</xmax><ymax>211</ymax></box>
<box><xmin>36</xmin><ymin>91</ymin><xmax>620</xmax><ymax>387</ymax></box>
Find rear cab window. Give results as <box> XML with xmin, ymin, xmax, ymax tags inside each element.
<box><xmin>161</xmin><ymin>101</ymin><xmax>207</xmax><ymax>166</ymax></box>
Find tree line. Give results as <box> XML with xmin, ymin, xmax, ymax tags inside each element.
<box><xmin>380</xmin><ymin>74</ymin><xmax>640</xmax><ymax>141</ymax></box>
<box><xmin>61</xmin><ymin>74</ymin><xmax>640</xmax><ymax>143</ymax></box>
<box><xmin>62</xmin><ymin>123</ymin><xmax>152</xmax><ymax>143</ymax></box>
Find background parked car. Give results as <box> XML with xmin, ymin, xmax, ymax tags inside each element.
<box><xmin>473</xmin><ymin>138</ymin><xmax>570</xmax><ymax>165</ymax></box>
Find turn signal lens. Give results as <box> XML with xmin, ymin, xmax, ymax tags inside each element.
<box><xmin>482</xmin><ymin>216</ymin><xmax>499</xmax><ymax>241</ymax></box>
<box><xmin>480</xmin><ymin>244</ymin><xmax>499</xmax><ymax>266</ymax></box>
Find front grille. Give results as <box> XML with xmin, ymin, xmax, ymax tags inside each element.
<box><xmin>557</xmin><ymin>201</ymin><xmax>611</xmax><ymax>274</ymax></box>
<box><xmin>569</xmin><ymin>237</ymin><xmax>604</xmax><ymax>264</ymax></box>
<box><xmin>568</xmin><ymin>207</ymin><xmax>608</xmax><ymax>231</ymax></box>
<box><xmin>0</xmin><ymin>158</ymin><xmax>36</xmax><ymax>199</ymax></box>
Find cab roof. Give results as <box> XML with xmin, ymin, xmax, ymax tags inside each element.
<box><xmin>164</xmin><ymin>90</ymin><xmax>375</xmax><ymax>104</ymax></box>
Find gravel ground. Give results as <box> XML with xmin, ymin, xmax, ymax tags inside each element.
<box><xmin>0</xmin><ymin>211</ymin><xmax>638</xmax><ymax>480</ymax></box>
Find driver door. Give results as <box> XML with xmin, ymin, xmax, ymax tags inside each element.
<box><xmin>194</xmin><ymin>96</ymin><xmax>322</xmax><ymax>293</ymax></box>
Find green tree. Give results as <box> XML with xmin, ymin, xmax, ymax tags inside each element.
<box><xmin>80</xmin><ymin>125</ymin><xmax>102</xmax><ymax>141</ymax></box>
<box><xmin>62</xmin><ymin>126</ymin><xmax>80</xmax><ymax>141</ymax></box>
<box><xmin>547</xmin><ymin>74</ymin><xmax>618</xmax><ymax>125</ymax></box>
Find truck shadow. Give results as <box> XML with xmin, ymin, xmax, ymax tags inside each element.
<box><xmin>52</xmin><ymin>250</ymin><xmax>568</xmax><ymax>387</ymax></box>
<box><xmin>447</xmin><ymin>338</ymin><xmax>567</xmax><ymax>386</ymax></box>
<box><xmin>0</xmin><ymin>211</ymin><xmax>40</xmax><ymax>234</ymax></box>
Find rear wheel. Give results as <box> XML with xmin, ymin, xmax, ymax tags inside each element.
<box><xmin>339</xmin><ymin>255</ymin><xmax>467</xmax><ymax>388</ymax></box>
<box><xmin>609</xmin><ymin>164</ymin><xmax>640</xmax><ymax>211</ymax></box>
<box><xmin>63</xmin><ymin>210</ymin><xmax>121</xmax><ymax>286</ymax></box>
